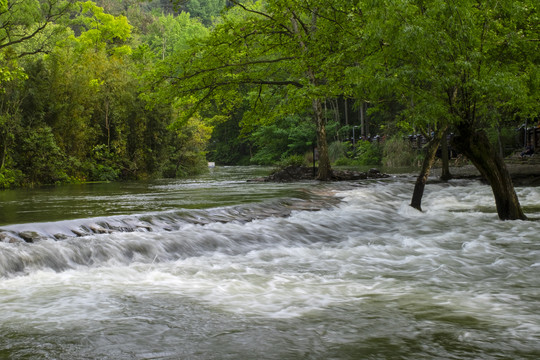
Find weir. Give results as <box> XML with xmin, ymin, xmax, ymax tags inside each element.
<box><xmin>0</xmin><ymin>167</ymin><xmax>538</xmax><ymax>359</ymax></box>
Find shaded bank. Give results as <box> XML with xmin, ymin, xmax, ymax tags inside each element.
<box><xmin>255</xmin><ymin>164</ymin><xmax>540</xmax><ymax>186</ymax></box>
<box><xmin>252</xmin><ymin>166</ymin><xmax>390</xmax><ymax>182</ymax></box>
<box><xmin>431</xmin><ymin>164</ymin><xmax>540</xmax><ymax>187</ymax></box>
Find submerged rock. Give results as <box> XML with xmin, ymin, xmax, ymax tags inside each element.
<box><xmin>255</xmin><ymin>166</ymin><xmax>389</xmax><ymax>182</ymax></box>
<box><xmin>18</xmin><ymin>231</ymin><xmax>46</xmax><ymax>243</ymax></box>
<box><xmin>0</xmin><ymin>231</ymin><xmax>23</xmax><ymax>243</ymax></box>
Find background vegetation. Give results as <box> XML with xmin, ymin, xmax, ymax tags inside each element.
<box><xmin>1</xmin><ymin>0</ymin><xmax>538</xmax><ymax>188</ymax></box>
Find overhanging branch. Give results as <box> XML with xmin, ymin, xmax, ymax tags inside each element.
<box><xmin>169</xmin><ymin>56</ymin><xmax>297</xmax><ymax>83</ymax></box>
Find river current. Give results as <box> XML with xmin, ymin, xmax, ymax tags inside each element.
<box><xmin>0</xmin><ymin>167</ymin><xmax>538</xmax><ymax>359</ymax></box>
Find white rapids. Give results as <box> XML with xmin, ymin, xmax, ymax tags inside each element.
<box><xmin>0</xmin><ymin>171</ymin><xmax>539</xmax><ymax>359</ymax></box>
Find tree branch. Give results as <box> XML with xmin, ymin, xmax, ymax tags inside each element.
<box><xmin>228</xmin><ymin>0</ymin><xmax>293</xmax><ymax>35</ymax></box>
<box><xmin>170</xmin><ymin>79</ymin><xmax>304</xmax><ymax>94</ymax></box>
<box><xmin>169</xmin><ymin>57</ymin><xmax>297</xmax><ymax>83</ymax></box>
<box><xmin>0</xmin><ymin>0</ymin><xmax>75</xmax><ymax>52</ymax></box>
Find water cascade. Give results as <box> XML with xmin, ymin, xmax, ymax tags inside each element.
<box><xmin>0</xmin><ymin>167</ymin><xmax>538</xmax><ymax>359</ymax></box>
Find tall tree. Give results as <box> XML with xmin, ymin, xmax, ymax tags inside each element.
<box><xmin>0</xmin><ymin>53</ymin><xmax>26</xmax><ymax>173</ymax></box>
<box><xmin>153</xmin><ymin>0</ymin><xmax>360</xmax><ymax>179</ymax></box>
<box><xmin>362</xmin><ymin>0</ymin><xmax>538</xmax><ymax>220</ymax></box>
<box><xmin>0</xmin><ymin>0</ymin><xmax>74</xmax><ymax>62</ymax></box>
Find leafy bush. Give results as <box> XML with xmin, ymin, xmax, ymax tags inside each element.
<box><xmin>249</xmin><ymin>115</ymin><xmax>316</xmax><ymax>165</ymax></box>
<box><xmin>276</xmin><ymin>154</ymin><xmax>306</xmax><ymax>168</ymax></box>
<box><xmin>88</xmin><ymin>145</ymin><xmax>121</xmax><ymax>182</ymax></box>
<box><xmin>0</xmin><ymin>168</ymin><xmax>23</xmax><ymax>189</ymax></box>
<box><xmin>382</xmin><ymin>135</ymin><xmax>418</xmax><ymax>167</ymax></box>
<box><xmin>332</xmin><ymin>140</ymin><xmax>382</xmax><ymax>166</ymax></box>
<box><xmin>355</xmin><ymin>140</ymin><xmax>382</xmax><ymax>165</ymax></box>
<box><xmin>328</xmin><ymin>141</ymin><xmax>350</xmax><ymax>163</ymax></box>
<box><xmin>334</xmin><ymin>157</ymin><xmax>357</xmax><ymax>166</ymax></box>
<box><xmin>91</xmin><ymin>164</ymin><xmax>120</xmax><ymax>182</ymax></box>
<box><xmin>17</xmin><ymin>126</ymin><xmax>69</xmax><ymax>185</ymax></box>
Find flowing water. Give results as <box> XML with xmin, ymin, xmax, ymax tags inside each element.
<box><xmin>0</xmin><ymin>166</ymin><xmax>539</xmax><ymax>359</ymax></box>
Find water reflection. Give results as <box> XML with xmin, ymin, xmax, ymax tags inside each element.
<box><xmin>0</xmin><ymin>166</ymin><xmax>292</xmax><ymax>226</ymax></box>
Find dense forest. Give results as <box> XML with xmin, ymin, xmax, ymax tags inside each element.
<box><xmin>1</xmin><ymin>1</ymin><xmax>538</xmax><ymax>204</ymax></box>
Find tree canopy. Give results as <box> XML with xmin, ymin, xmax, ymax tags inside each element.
<box><xmin>0</xmin><ymin>0</ymin><xmax>538</xmax><ymax>218</ymax></box>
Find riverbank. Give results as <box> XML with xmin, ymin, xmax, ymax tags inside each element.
<box><xmin>252</xmin><ymin>166</ymin><xmax>390</xmax><ymax>182</ymax></box>
<box><xmin>430</xmin><ymin>163</ymin><xmax>540</xmax><ymax>186</ymax></box>
<box><xmin>256</xmin><ymin>162</ymin><xmax>540</xmax><ymax>186</ymax></box>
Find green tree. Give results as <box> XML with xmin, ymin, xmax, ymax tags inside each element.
<box><xmin>360</xmin><ymin>0</ymin><xmax>538</xmax><ymax>220</ymax></box>
<box><xmin>0</xmin><ymin>51</ymin><xmax>27</xmax><ymax>174</ymax></box>
<box><xmin>0</xmin><ymin>0</ymin><xmax>75</xmax><ymax>51</ymax></box>
<box><xmin>0</xmin><ymin>0</ymin><xmax>75</xmax><ymax>116</ymax></box>
<box><xmin>142</xmin><ymin>12</ymin><xmax>209</xmax><ymax>60</ymax></box>
<box><xmin>152</xmin><ymin>0</ymin><xmax>362</xmax><ymax>180</ymax></box>
<box><xmin>186</xmin><ymin>0</ymin><xmax>227</xmax><ymax>25</ymax></box>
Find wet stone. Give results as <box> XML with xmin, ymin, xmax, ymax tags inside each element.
<box><xmin>18</xmin><ymin>231</ymin><xmax>45</xmax><ymax>243</ymax></box>
<box><xmin>54</xmin><ymin>233</ymin><xmax>71</xmax><ymax>240</ymax></box>
<box><xmin>88</xmin><ymin>225</ymin><xmax>113</xmax><ymax>234</ymax></box>
<box><xmin>0</xmin><ymin>231</ymin><xmax>23</xmax><ymax>243</ymax></box>
<box><xmin>71</xmin><ymin>229</ymin><xmax>88</xmax><ymax>237</ymax></box>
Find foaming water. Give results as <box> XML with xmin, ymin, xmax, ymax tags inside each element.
<box><xmin>0</xmin><ymin>171</ymin><xmax>539</xmax><ymax>359</ymax></box>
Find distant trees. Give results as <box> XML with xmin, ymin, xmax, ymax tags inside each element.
<box><xmin>151</xmin><ymin>0</ymin><xmax>366</xmax><ymax>180</ymax></box>
<box><xmin>1</xmin><ymin>0</ymin><xmax>75</xmax><ymax>186</ymax></box>
<box><xmin>0</xmin><ymin>1</ymin><xmax>213</xmax><ymax>188</ymax></box>
<box><xmin>0</xmin><ymin>0</ymin><xmax>538</xmax><ymax>221</ymax></box>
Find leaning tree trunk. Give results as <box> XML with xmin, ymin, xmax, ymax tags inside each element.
<box><xmin>452</xmin><ymin>127</ymin><xmax>526</xmax><ymax>220</ymax></box>
<box><xmin>313</xmin><ymin>98</ymin><xmax>331</xmax><ymax>180</ymax></box>
<box><xmin>411</xmin><ymin>128</ymin><xmax>445</xmax><ymax>211</ymax></box>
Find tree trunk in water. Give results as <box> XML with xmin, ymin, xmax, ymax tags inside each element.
<box><xmin>452</xmin><ymin>127</ymin><xmax>526</xmax><ymax>220</ymax></box>
<box><xmin>440</xmin><ymin>130</ymin><xmax>452</xmax><ymax>181</ymax></box>
<box><xmin>410</xmin><ymin>129</ymin><xmax>445</xmax><ymax>211</ymax></box>
<box><xmin>313</xmin><ymin>98</ymin><xmax>331</xmax><ymax>180</ymax></box>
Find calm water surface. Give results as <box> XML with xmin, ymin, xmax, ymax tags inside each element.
<box><xmin>0</xmin><ymin>166</ymin><xmax>539</xmax><ymax>359</ymax></box>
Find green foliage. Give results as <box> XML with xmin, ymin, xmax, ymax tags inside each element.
<box><xmin>332</xmin><ymin>140</ymin><xmax>382</xmax><ymax>166</ymax></box>
<box><xmin>87</xmin><ymin>144</ymin><xmax>120</xmax><ymax>181</ymax></box>
<box><xmin>249</xmin><ymin>115</ymin><xmax>315</xmax><ymax>165</ymax></box>
<box><xmin>162</xmin><ymin>116</ymin><xmax>212</xmax><ymax>178</ymax></box>
<box><xmin>276</xmin><ymin>154</ymin><xmax>306</xmax><ymax>169</ymax></box>
<box><xmin>355</xmin><ymin>141</ymin><xmax>383</xmax><ymax>166</ymax></box>
<box><xmin>16</xmin><ymin>127</ymin><xmax>69</xmax><ymax>185</ymax></box>
<box><xmin>206</xmin><ymin>115</ymin><xmax>251</xmax><ymax>165</ymax></box>
<box><xmin>73</xmin><ymin>1</ymin><xmax>133</xmax><ymax>55</ymax></box>
<box><xmin>382</xmin><ymin>135</ymin><xmax>419</xmax><ymax>168</ymax></box>
<box><xmin>141</xmin><ymin>12</ymin><xmax>208</xmax><ymax>60</ymax></box>
<box><xmin>0</xmin><ymin>0</ymin><xmax>537</xmax><ymax>189</ymax></box>
<box><xmin>0</xmin><ymin>167</ymin><xmax>23</xmax><ymax>189</ymax></box>
<box><xmin>328</xmin><ymin>141</ymin><xmax>349</xmax><ymax>163</ymax></box>
<box><xmin>361</xmin><ymin>0</ymin><xmax>539</xmax><ymax>134</ymax></box>
<box><xmin>0</xmin><ymin>50</ymin><xmax>28</xmax><ymax>89</ymax></box>
<box><xmin>186</xmin><ymin>0</ymin><xmax>226</xmax><ymax>25</ymax></box>
<box><xmin>0</xmin><ymin>1</ymin><xmax>216</xmax><ymax>188</ymax></box>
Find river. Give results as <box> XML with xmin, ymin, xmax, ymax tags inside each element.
<box><xmin>0</xmin><ymin>166</ymin><xmax>539</xmax><ymax>359</ymax></box>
